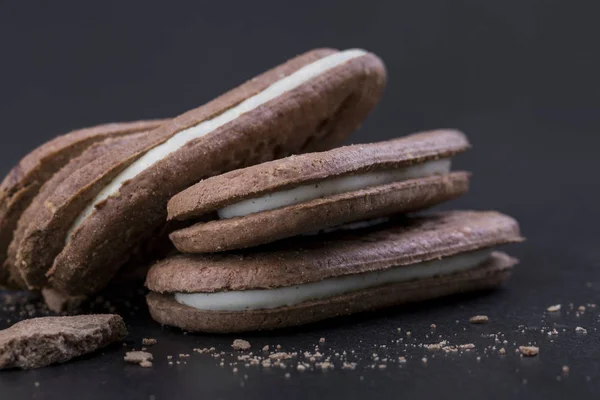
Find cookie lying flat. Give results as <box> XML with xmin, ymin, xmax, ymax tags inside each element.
<box><xmin>0</xmin><ymin>120</ymin><xmax>165</xmax><ymax>287</ymax></box>
<box><xmin>168</xmin><ymin>129</ymin><xmax>470</xmax><ymax>253</ymax></box>
<box><xmin>146</xmin><ymin>211</ymin><xmax>523</xmax><ymax>332</ymax></box>
<box><xmin>14</xmin><ymin>48</ymin><xmax>385</xmax><ymax>296</ymax></box>
<box><xmin>0</xmin><ymin>314</ymin><xmax>127</xmax><ymax>370</ymax></box>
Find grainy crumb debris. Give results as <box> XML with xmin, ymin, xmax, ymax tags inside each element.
<box><xmin>546</xmin><ymin>304</ymin><xmax>561</xmax><ymax>312</ymax></box>
<box><xmin>262</xmin><ymin>345</ymin><xmax>269</xmax><ymax>351</ymax></box>
<box><xmin>142</xmin><ymin>338</ymin><xmax>157</xmax><ymax>346</ymax></box>
<box><xmin>562</xmin><ymin>366</ymin><xmax>569</xmax><ymax>374</ymax></box>
<box><xmin>469</xmin><ymin>315</ymin><xmax>489</xmax><ymax>324</ymax></box>
<box><xmin>269</xmin><ymin>352</ymin><xmax>292</xmax><ymax>360</ymax></box>
<box><xmin>140</xmin><ymin>360</ymin><xmax>153</xmax><ymax>368</ymax></box>
<box><xmin>499</xmin><ymin>348</ymin><xmax>506</xmax><ymax>355</ymax></box>
<box><xmin>124</xmin><ymin>351</ymin><xmax>153</xmax><ymax>365</ymax></box>
<box><xmin>319</xmin><ymin>338</ymin><xmax>326</xmax><ymax>343</ymax></box>
<box><xmin>519</xmin><ymin>346</ymin><xmax>539</xmax><ymax>357</ymax></box>
<box><xmin>232</xmin><ymin>339</ymin><xmax>251</xmax><ymax>351</ymax></box>
<box><xmin>575</xmin><ymin>327</ymin><xmax>587</xmax><ymax>334</ymax></box>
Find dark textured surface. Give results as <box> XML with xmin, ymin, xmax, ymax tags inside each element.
<box><xmin>1</xmin><ymin>0</ymin><xmax>599</xmax><ymax>399</ymax></box>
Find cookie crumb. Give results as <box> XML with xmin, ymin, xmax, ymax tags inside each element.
<box><xmin>297</xmin><ymin>364</ymin><xmax>306</xmax><ymax>372</ymax></box>
<box><xmin>285</xmin><ymin>373</ymin><xmax>291</xmax><ymax>379</ymax></box>
<box><xmin>142</xmin><ymin>338</ymin><xmax>157</xmax><ymax>346</ymax></box>
<box><xmin>262</xmin><ymin>345</ymin><xmax>269</xmax><ymax>351</ymax></box>
<box><xmin>430</xmin><ymin>324</ymin><xmax>437</xmax><ymax>329</ymax></box>
<box><xmin>232</xmin><ymin>339</ymin><xmax>251</xmax><ymax>351</ymax></box>
<box><xmin>421</xmin><ymin>357</ymin><xmax>428</xmax><ymax>364</ymax></box>
<box><xmin>562</xmin><ymin>365</ymin><xmax>569</xmax><ymax>374</ymax></box>
<box><xmin>469</xmin><ymin>315</ymin><xmax>489</xmax><ymax>324</ymax></box>
<box><xmin>124</xmin><ymin>351</ymin><xmax>153</xmax><ymax>365</ymax></box>
<box><xmin>140</xmin><ymin>360</ymin><xmax>153</xmax><ymax>368</ymax></box>
<box><xmin>546</xmin><ymin>304</ymin><xmax>561</xmax><ymax>312</ymax></box>
<box><xmin>519</xmin><ymin>346</ymin><xmax>539</xmax><ymax>357</ymax></box>
<box><xmin>269</xmin><ymin>352</ymin><xmax>292</xmax><ymax>360</ymax></box>
<box><xmin>398</xmin><ymin>356</ymin><xmax>407</xmax><ymax>363</ymax></box>
<box><xmin>575</xmin><ymin>327</ymin><xmax>587</xmax><ymax>334</ymax></box>
<box><xmin>319</xmin><ymin>338</ymin><xmax>326</xmax><ymax>343</ymax></box>
<box><xmin>499</xmin><ymin>348</ymin><xmax>506</xmax><ymax>355</ymax></box>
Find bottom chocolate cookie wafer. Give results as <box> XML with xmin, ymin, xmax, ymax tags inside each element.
<box><xmin>145</xmin><ymin>211</ymin><xmax>523</xmax><ymax>332</ymax></box>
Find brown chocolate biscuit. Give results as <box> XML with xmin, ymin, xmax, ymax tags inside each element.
<box><xmin>0</xmin><ymin>120</ymin><xmax>164</xmax><ymax>287</ymax></box>
<box><xmin>5</xmin><ymin>133</ymin><xmax>150</xmax><ymax>289</ymax></box>
<box><xmin>168</xmin><ymin>130</ymin><xmax>470</xmax><ymax>253</ymax></box>
<box><xmin>145</xmin><ymin>211</ymin><xmax>523</xmax><ymax>332</ymax></box>
<box><xmin>14</xmin><ymin>48</ymin><xmax>385</xmax><ymax>296</ymax></box>
<box><xmin>171</xmin><ymin>173</ymin><xmax>470</xmax><ymax>253</ymax></box>
<box><xmin>147</xmin><ymin>254</ymin><xmax>515</xmax><ymax>333</ymax></box>
<box><xmin>0</xmin><ymin>314</ymin><xmax>127</xmax><ymax>370</ymax></box>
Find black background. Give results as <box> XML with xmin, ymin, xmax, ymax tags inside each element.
<box><xmin>1</xmin><ymin>1</ymin><xmax>599</xmax><ymax>399</ymax></box>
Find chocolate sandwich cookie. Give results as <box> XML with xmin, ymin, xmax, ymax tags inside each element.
<box><xmin>146</xmin><ymin>211</ymin><xmax>523</xmax><ymax>333</ymax></box>
<box><xmin>13</xmin><ymin>48</ymin><xmax>386</xmax><ymax>295</ymax></box>
<box><xmin>0</xmin><ymin>120</ymin><xmax>165</xmax><ymax>287</ymax></box>
<box><xmin>168</xmin><ymin>129</ymin><xmax>471</xmax><ymax>253</ymax></box>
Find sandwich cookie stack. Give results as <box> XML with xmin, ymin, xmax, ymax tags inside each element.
<box><xmin>146</xmin><ymin>131</ymin><xmax>523</xmax><ymax>332</ymax></box>
<box><xmin>0</xmin><ymin>48</ymin><xmax>386</xmax><ymax>306</ymax></box>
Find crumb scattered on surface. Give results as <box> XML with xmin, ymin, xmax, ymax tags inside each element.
<box><xmin>547</xmin><ymin>304</ymin><xmax>561</xmax><ymax>312</ymax></box>
<box><xmin>519</xmin><ymin>346</ymin><xmax>539</xmax><ymax>357</ymax></box>
<box><xmin>499</xmin><ymin>348</ymin><xmax>506</xmax><ymax>355</ymax></box>
<box><xmin>562</xmin><ymin>365</ymin><xmax>569</xmax><ymax>374</ymax></box>
<box><xmin>469</xmin><ymin>315</ymin><xmax>489</xmax><ymax>324</ymax></box>
<box><xmin>319</xmin><ymin>337</ymin><xmax>326</xmax><ymax>343</ymax></box>
<box><xmin>575</xmin><ymin>327</ymin><xmax>587</xmax><ymax>334</ymax></box>
<box><xmin>140</xmin><ymin>360</ymin><xmax>153</xmax><ymax>368</ymax></box>
<box><xmin>232</xmin><ymin>339</ymin><xmax>251</xmax><ymax>351</ymax></box>
<box><xmin>142</xmin><ymin>338</ymin><xmax>157</xmax><ymax>346</ymax></box>
<box><xmin>124</xmin><ymin>351</ymin><xmax>153</xmax><ymax>365</ymax></box>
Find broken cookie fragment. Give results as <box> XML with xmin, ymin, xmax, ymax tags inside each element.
<box><xmin>0</xmin><ymin>314</ymin><xmax>127</xmax><ymax>370</ymax></box>
<box><xmin>124</xmin><ymin>351</ymin><xmax>153</xmax><ymax>367</ymax></box>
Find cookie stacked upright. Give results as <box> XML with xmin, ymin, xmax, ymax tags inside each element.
<box><xmin>146</xmin><ymin>130</ymin><xmax>523</xmax><ymax>333</ymax></box>
<box><xmin>0</xmin><ymin>49</ymin><xmax>386</xmax><ymax>301</ymax></box>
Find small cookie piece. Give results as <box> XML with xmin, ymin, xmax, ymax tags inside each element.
<box><xmin>519</xmin><ymin>346</ymin><xmax>539</xmax><ymax>357</ymax></box>
<box><xmin>124</xmin><ymin>351</ymin><xmax>153</xmax><ymax>365</ymax></box>
<box><xmin>232</xmin><ymin>339</ymin><xmax>251</xmax><ymax>351</ymax></box>
<box><xmin>0</xmin><ymin>314</ymin><xmax>127</xmax><ymax>370</ymax></box>
<box><xmin>168</xmin><ymin>130</ymin><xmax>471</xmax><ymax>253</ymax></box>
<box><xmin>146</xmin><ymin>211</ymin><xmax>523</xmax><ymax>332</ymax></box>
<box><xmin>469</xmin><ymin>315</ymin><xmax>489</xmax><ymax>324</ymax></box>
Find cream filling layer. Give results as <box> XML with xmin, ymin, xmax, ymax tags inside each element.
<box><xmin>66</xmin><ymin>49</ymin><xmax>368</xmax><ymax>242</ymax></box>
<box><xmin>174</xmin><ymin>250</ymin><xmax>489</xmax><ymax>311</ymax></box>
<box><xmin>218</xmin><ymin>158</ymin><xmax>452</xmax><ymax>219</ymax></box>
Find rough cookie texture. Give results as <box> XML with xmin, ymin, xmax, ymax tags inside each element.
<box><xmin>147</xmin><ymin>211</ymin><xmax>523</xmax><ymax>294</ymax></box>
<box><xmin>0</xmin><ymin>120</ymin><xmax>164</xmax><ymax>288</ymax></box>
<box><xmin>170</xmin><ymin>172</ymin><xmax>470</xmax><ymax>253</ymax></box>
<box><xmin>168</xmin><ymin>129</ymin><xmax>470</xmax><ymax>220</ymax></box>
<box><xmin>147</xmin><ymin>253</ymin><xmax>516</xmax><ymax>333</ymax></box>
<box><xmin>0</xmin><ymin>314</ymin><xmax>128</xmax><ymax>370</ymax></box>
<box><xmin>12</xmin><ymin>48</ymin><xmax>385</xmax><ymax>297</ymax></box>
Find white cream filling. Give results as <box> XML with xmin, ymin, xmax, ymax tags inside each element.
<box><xmin>174</xmin><ymin>250</ymin><xmax>489</xmax><ymax>311</ymax></box>
<box><xmin>218</xmin><ymin>158</ymin><xmax>452</xmax><ymax>219</ymax></box>
<box><xmin>66</xmin><ymin>49</ymin><xmax>368</xmax><ymax>241</ymax></box>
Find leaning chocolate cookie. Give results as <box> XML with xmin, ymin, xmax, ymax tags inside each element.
<box><xmin>0</xmin><ymin>120</ymin><xmax>165</xmax><ymax>287</ymax></box>
<box><xmin>146</xmin><ymin>211</ymin><xmax>523</xmax><ymax>333</ymax></box>
<box><xmin>168</xmin><ymin>129</ymin><xmax>471</xmax><ymax>253</ymax></box>
<box><xmin>14</xmin><ymin>48</ymin><xmax>386</xmax><ymax>295</ymax></box>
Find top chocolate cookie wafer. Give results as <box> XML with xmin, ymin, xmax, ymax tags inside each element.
<box><xmin>168</xmin><ymin>129</ymin><xmax>470</xmax><ymax>253</ymax></box>
<box><xmin>13</xmin><ymin>48</ymin><xmax>386</xmax><ymax>295</ymax></box>
<box><xmin>0</xmin><ymin>120</ymin><xmax>165</xmax><ymax>287</ymax></box>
